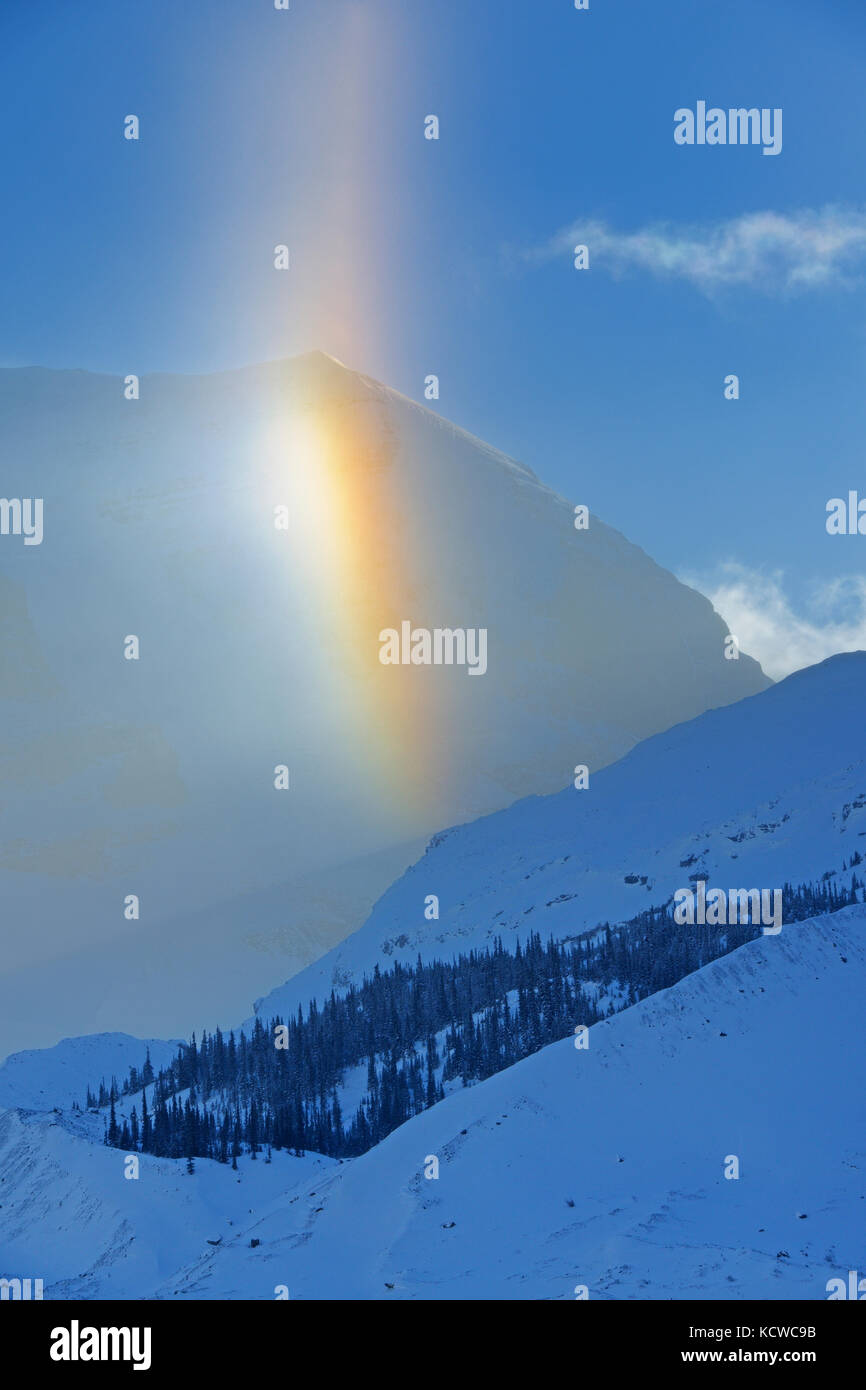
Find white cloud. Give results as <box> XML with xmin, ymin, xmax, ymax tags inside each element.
<box><xmin>684</xmin><ymin>563</ymin><xmax>866</xmax><ymax>679</ymax></box>
<box><xmin>526</xmin><ymin>207</ymin><xmax>866</xmax><ymax>294</ymax></box>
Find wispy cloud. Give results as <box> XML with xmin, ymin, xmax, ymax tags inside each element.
<box><xmin>684</xmin><ymin>563</ymin><xmax>866</xmax><ymax>679</ymax></box>
<box><xmin>524</xmin><ymin>207</ymin><xmax>866</xmax><ymax>295</ymax></box>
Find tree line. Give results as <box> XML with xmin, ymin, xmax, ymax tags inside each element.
<box><xmin>87</xmin><ymin>869</ymin><xmax>862</xmax><ymax>1163</ymax></box>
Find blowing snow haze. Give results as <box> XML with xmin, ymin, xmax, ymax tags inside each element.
<box><xmin>0</xmin><ymin>350</ymin><xmax>767</xmax><ymax>1055</ymax></box>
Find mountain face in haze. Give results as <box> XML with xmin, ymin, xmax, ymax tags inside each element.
<box><xmin>0</xmin><ymin>351</ymin><xmax>766</xmax><ymax>1053</ymax></box>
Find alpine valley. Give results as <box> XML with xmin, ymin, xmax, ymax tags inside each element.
<box><xmin>1</xmin><ymin>653</ymin><xmax>864</xmax><ymax>1300</ymax></box>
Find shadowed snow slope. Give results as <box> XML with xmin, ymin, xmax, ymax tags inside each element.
<box><xmin>2</xmin><ymin>907</ymin><xmax>860</xmax><ymax>1299</ymax></box>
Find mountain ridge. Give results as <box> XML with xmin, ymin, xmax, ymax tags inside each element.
<box><xmin>250</xmin><ymin>650</ymin><xmax>866</xmax><ymax>1025</ymax></box>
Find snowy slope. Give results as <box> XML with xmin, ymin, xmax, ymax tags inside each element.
<box><xmin>3</xmin><ymin>652</ymin><xmax>858</xmax><ymax>1115</ymax></box>
<box><xmin>0</xmin><ymin>351</ymin><xmax>766</xmax><ymax>1055</ymax></box>
<box><xmin>174</xmin><ymin>907</ymin><xmax>866</xmax><ymax>1300</ymax></box>
<box><xmin>253</xmin><ymin>652</ymin><xmax>866</xmax><ymax>1023</ymax></box>
<box><xmin>0</xmin><ymin>1107</ymin><xmax>337</xmax><ymax>1300</ymax></box>
<box><xmin>0</xmin><ymin>1034</ymin><xmax>182</xmax><ymax>1113</ymax></box>
<box><xmin>3</xmin><ymin>907</ymin><xmax>860</xmax><ymax>1300</ymax></box>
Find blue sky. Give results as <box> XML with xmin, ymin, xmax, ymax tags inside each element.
<box><xmin>2</xmin><ymin>0</ymin><xmax>865</xmax><ymax>673</ymax></box>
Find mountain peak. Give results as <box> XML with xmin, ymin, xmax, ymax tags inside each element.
<box><xmin>287</xmin><ymin>348</ymin><xmax>352</xmax><ymax>373</ymax></box>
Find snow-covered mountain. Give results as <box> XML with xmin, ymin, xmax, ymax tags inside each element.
<box><xmin>0</xmin><ymin>1033</ymin><xmax>182</xmax><ymax>1113</ymax></box>
<box><xmin>2</xmin><ymin>906</ymin><xmax>861</xmax><ymax>1299</ymax></box>
<box><xmin>252</xmin><ymin>651</ymin><xmax>866</xmax><ymax>1023</ymax></box>
<box><xmin>0</xmin><ymin>351</ymin><xmax>766</xmax><ymax>1056</ymax></box>
<box><xmin>191</xmin><ymin>907</ymin><xmax>866</xmax><ymax>1301</ymax></box>
<box><xmin>3</xmin><ymin>652</ymin><xmax>860</xmax><ymax>1109</ymax></box>
<box><xmin>1</xmin><ymin>656</ymin><xmax>862</xmax><ymax>1301</ymax></box>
